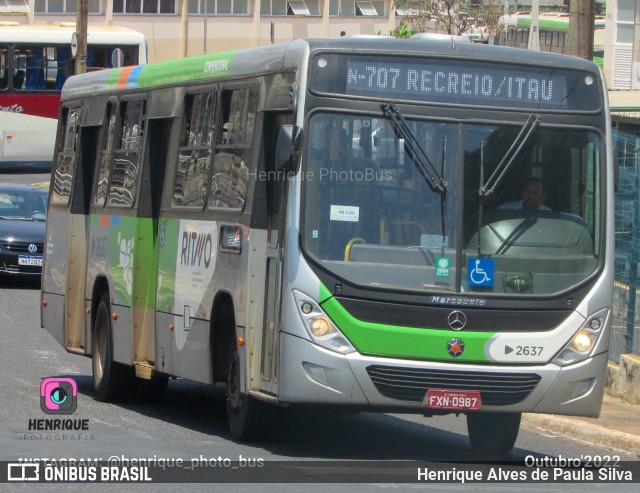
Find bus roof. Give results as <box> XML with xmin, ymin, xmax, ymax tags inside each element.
<box><xmin>0</xmin><ymin>23</ymin><xmax>145</xmax><ymax>45</ymax></box>
<box><xmin>61</xmin><ymin>37</ymin><xmax>602</xmax><ymax>100</ymax></box>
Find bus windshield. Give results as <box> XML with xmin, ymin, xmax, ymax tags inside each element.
<box><xmin>302</xmin><ymin>111</ymin><xmax>601</xmax><ymax>295</ymax></box>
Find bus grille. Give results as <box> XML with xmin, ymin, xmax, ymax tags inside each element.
<box><xmin>336</xmin><ymin>297</ymin><xmax>570</xmax><ymax>332</ymax></box>
<box><xmin>366</xmin><ymin>366</ymin><xmax>541</xmax><ymax>405</ymax></box>
<box><xmin>1</xmin><ymin>241</ymin><xmax>44</xmax><ymax>254</ymax></box>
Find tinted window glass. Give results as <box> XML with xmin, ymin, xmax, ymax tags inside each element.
<box><xmin>51</xmin><ymin>106</ymin><xmax>80</xmax><ymax>206</ymax></box>
<box><xmin>208</xmin><ymin>88</ymin><xmax>256</xmax><ymax>210</ymax></box>
<box><xmin>107</xmin><ymin>100</ymin><xmax>145</xmax><ymax>207</ymax></box>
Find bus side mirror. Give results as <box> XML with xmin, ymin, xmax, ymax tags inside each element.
<box><xmin>111</xmin><ymin>48</ymin><xmax>125</xmax><ymax>68</ymax></box>
<box><xmin>276</xmin><ymin>125</ymin><xmax>301</xmax><ymax>173</ymax></box>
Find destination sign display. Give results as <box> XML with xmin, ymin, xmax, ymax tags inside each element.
<box><xmin>310</xmin><ymin>54</ymin><xmax>601</xmax><ymax>111</ymax></box>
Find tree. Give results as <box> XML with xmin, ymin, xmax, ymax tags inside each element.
<box><xmin>394</xmin><ymin>0</ymin><xmax>505</xmax><ymax>39</ymax></box>
<box><xmin>567</xmin><ymin>0</ymin><xmax>595</xmax><ymax>59</ymax></box>
<box><xmin>390</xmin><ymin>22</ymin><xmax>415</xmax><ymax>38</ymax></box>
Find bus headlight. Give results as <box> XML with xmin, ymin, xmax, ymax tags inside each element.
<box><xmin>571</xmin><ymin>331</ymin><xmax>593</xmax><ymax>353</ymax></box>
<box><xmin>293</xmin><ymin>290</ymin><xmax>355</xmax><ymax>354</ymax></box>
<box><xmin>310</xmin><ymin>316</ymin><xmax>331</xmax><ymax>337</ymax></box>
<box><xmin>552</xmin><ymin>308</ymin><xmax>608</xmax><ymax>367</ymax></box>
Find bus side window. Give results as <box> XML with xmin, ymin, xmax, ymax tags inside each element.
<box><xmin>121</xmin><ymin>47</ymin><xmax>137</xmax><ymax>67</ymax></box>
<box><xmin>13</xmin><ymin>70</ymin><xmax>25</xmax><ymax>89</ymax></box>
<box><xmin>0</xmin><ymin>47</ymin><xmax>8</xmax><ymax>90</ymax></box>
<box><xmin>51</xmin><ymin>106</ymin><xmax>81</xmax><ymax>207</ymax></box>
<box><xmin>173</xmin><ymin>91</ymin><xmax>217</xmax><ymax>208</ymax></box>
<box><xmin>55</xmin><ymin>47</ymin><xmax>72</xmax><ymax>90</ymax></box>
<box><xmin>25</xmin><ymin>46</ymin><xmax>45</xmax><ymax>90</ymax></box>
<box><xmin>107</xmin><ymin>99</ymin><xmax>146</xmax><ymax>207</ymax></box>
<box><xmin>94</xmin><ymin>102</ymin><xmax>118</xmax><ymax>207</ymax></box>
<box><xmin>208</xmin><ymin>87</ymin><xmax>257</xmax><ymax>210</ymax></box>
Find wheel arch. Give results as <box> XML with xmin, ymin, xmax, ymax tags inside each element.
<box><xmin>89</xmin><ymin>275</ymin><xmax>110</xmax><ymax>345</ymax></box>
<box><xmin>210</xmin><ymin>290</ymin><xmax>238</xmax><ymax>384</ymax></box>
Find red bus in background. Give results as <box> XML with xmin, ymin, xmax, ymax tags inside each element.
<box><xmin>0</xmin><ymin>23</ymin><xmax>146</xmax><ymax>170</ymax></box>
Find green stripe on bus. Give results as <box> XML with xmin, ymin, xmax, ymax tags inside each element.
<box><xmin>101</xmin><ymin>52</ymin><xmax>235</xmax><ymax>90</ymax></box>
<box><xmin>135</xmin><ymin>52</ymin><xmax>235</xmax><ymax>87</ymax></box>
<box><xmin>134</xmin><ymin>217</ymin><xmax>159</xmax><ymax>310</ymax></box>
<box><xmin>156</xmin><ymin>217</ymin><xmax>180</xmax><ymax>313</ymax></box>
<box><xmin>319</xmin><ymin>283</ymin><xmax>333</xmax><ymax>304</ymax></box>
<box><xmin>516</xmin><ymin>17</ymin><xmax>570</xmax><ymax>32</ymax></box>
<box><xmin>89</xmin><ymin>214</ymin><xmax>158</xmax><ymax>309</ymax></box>
<box><xmin>321</xmin><ymin>295</ymin><xmax>493</xmax><ymax>362</ymax></box>
<box><xmin>107</xmin><ymin>69</ymin><xmax>122</xmax><ymax>87</ymax></box>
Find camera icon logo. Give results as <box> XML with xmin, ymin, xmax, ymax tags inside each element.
<box><xmin>40</xmin><ymin>377</ymin><xmax>77</xmax><ymax>415</ymax></box>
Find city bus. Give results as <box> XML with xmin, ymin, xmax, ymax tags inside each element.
<box><xmin>0</xmin><ymin>22</ymin><xmax>146</xmax><ymax>170</ymax></box>
<box><xmin>497</xmin><ymin>13</ymin><xmax>606</xmax><ymax>66</ymax></box>
<box><xmin>41</xmin><ymin>37</ymin><xmax>613</xmax><ymax>454</ymax></box>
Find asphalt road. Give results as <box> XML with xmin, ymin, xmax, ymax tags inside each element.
<box><xmin>0</xmin><ymin>171</ymin><xmax>637</xmax><ymax>491</ymax></box>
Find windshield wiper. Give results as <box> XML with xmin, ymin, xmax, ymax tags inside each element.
<box><xmin>475</xmin><ymin>114</ymin><xmax>540</xmax><ymax>257</ymax></box>
<box><xmin>381</xmin><ymin>103</ymin><xmax>447</xmax><ymax>194</ymax></box>
<box><xmin>478</xmin><ymin>113</ymin><xmax>540</xmax><ymax>198</ymax></box>
<box><xmin>382</xmin><ymin>103</ymin><xmax>449</xmax><ymax>250</ymax></box>
<box><xmin>382</xmin><ymin>103</ymin><xmax>449</xmax><ymax>248</ymax></box>
<box><xmin>494</xmin><ymin>217</ymin><xmax>538</xmax><ymax>256</ymax></box>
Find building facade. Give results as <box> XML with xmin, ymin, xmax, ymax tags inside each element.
<box><xmin>603</xmin><ymin>0</ymin><xmax>640</xmax><ymax>90</ymax></box>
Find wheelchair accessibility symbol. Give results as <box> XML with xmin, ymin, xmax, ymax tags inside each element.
<box><xmin>468</xmin><ymin>258</ymin><xmax>494</xmax><ymax>287</ymax></box>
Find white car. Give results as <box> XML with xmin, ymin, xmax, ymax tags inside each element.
<box><xmin>460</xmin><ymin>18</ymin><xmax>489</xmax><ymax>43</ymax></box>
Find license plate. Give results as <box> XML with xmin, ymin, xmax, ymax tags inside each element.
<box><xmin>426</xmin><ymin>389</ymin><xmax>482</xmax><ymax>410</ymax></box>
<box><xmin>18</xmin><ymin>256</ymin><xmax>43</xmax><ymax>267</ymax></box>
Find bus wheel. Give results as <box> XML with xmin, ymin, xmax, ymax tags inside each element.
<box><xmin>466</xmin><ymin>412</ymin><xmax>521</xmax><ymax>454</ymax></box>
<box><xmin>226</xmin><ymin>339</ymin><xmax>269</xmax><ymax>441</ymax></box>
<box><xmin>92</xmin><ymin>293</ymin><xmax>135</xmax><ymax>402</ymax></box>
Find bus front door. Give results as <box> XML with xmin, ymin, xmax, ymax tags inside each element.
<box><xmin>247</xmin><ymin>117</ymin><xmax>290</xmax><ymax>397</ymax></box>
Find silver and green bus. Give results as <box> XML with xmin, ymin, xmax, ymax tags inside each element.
<box><xmin>41</xmin><ymin>37</ymin><xmax>614</xmax><ymax>454</ymax></box>
<box><xmin>498</xmin><ymin>13</ymin><xmax>606</xmax><ymax>67</ymax></box>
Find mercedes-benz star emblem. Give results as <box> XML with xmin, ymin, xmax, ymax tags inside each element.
<box><xmin>447</xmin><ymin>338</ymin><xmax>465</xmax><ymax>358</ymax></box>
<box><xmin>28</xmin><ymin>244</ymin><xmax>38</xmax><ymax>254</ymax></box>
<box><xmin>447</xmin><ymin>310</ymin><xmax>466</xmax><ymax>331</ymax></box>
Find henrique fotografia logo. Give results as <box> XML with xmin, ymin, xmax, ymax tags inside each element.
<box><xmin>21</xmin><ymin>377</ymin><xmax>93</xmax><ymax>441</ymax></box>
<box><xmin>40</xmin><ymin>378</ymin><xmax>77</xmax><ymax>415</ymax></box>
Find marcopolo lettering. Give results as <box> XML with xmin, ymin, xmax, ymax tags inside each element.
<box><xmin>181</xmin><ymin>231</ymin><xmax>213</xmax><ymax>268</ymax></box>
<box><xmin>431</xmin><ymin>296</ymin><xmax>486</xmax><ymax>306</ymax></box>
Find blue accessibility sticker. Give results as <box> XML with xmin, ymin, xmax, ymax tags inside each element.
<box><xmin>468</xmin><ymin>258</ymin><xmax>494</xmax><ymax>287</ymax></box>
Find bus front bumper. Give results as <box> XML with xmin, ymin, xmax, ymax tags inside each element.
<box><xmin>278</xmin><ymin>333</ymin><xmax>607</xmax><ymax>417</ymax></box>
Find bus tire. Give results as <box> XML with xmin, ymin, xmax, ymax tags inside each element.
<box><xmin>92</xmin><ymin>293</ymin><xmax>135</xmax><ymax>402</ymax></box>
<box><xmin>225</xmin><ymin>338</ymin><xmax>270</xmax><ymax>441</ymax></box>
<box><xmin>466</xmin><ymin>412</ymin><xmax>521</xmax><ymax>454</ymax></box>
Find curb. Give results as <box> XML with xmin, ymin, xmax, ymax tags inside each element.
<box><xmin>522</xmin><ymin>413</ymin><xmax>640</xmax><ymax>455</ymax></box>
